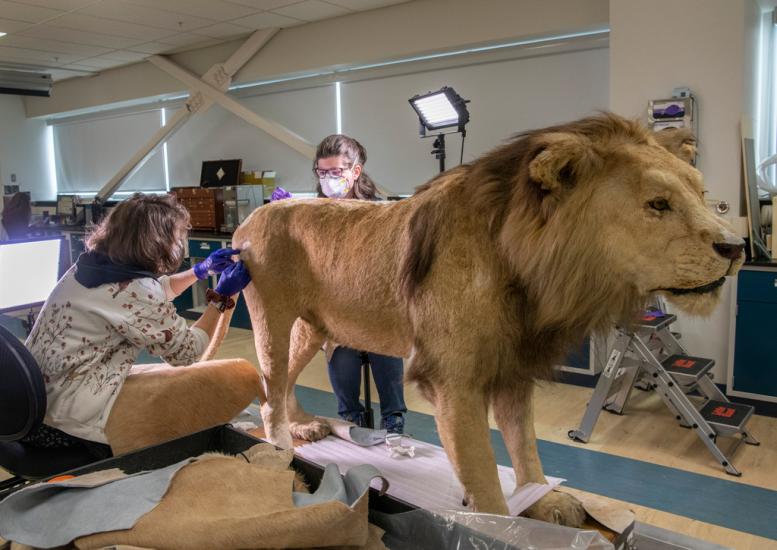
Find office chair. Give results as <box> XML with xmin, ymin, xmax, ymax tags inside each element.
<box><xmin>0</xmin><ymin>324</ymin><xmax>110</xmax><ymax>489</ymax></box>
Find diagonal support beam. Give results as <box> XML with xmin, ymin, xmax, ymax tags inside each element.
<box><xmin>96</xmin><ymin>28</ymin><xmax>279</xmax><ymax>203</ymax></box>
<box><xmin>148</xmin><ymin>54</ymin><xmax>316</xmax><ymax>160</ymax></box>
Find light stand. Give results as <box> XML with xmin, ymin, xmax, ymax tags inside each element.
<box><xmin>432</xmin><ymin>134</ymin><xmax>446</xmax><ymax>173</ymax></box>
<box><xmin>359</xmin><ymin>351</ymin><xmax>375</xmax><ymax>429</ymax></box>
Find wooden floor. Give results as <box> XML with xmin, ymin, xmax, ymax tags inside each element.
<box><xmin>215</xmin><ymin>327</ymin><xmax>777</xmax><ymax>549</ymax></box>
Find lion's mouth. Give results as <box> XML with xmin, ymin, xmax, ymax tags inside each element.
<box><xmin>658</xmin><ymin>277</ymin><xmax>726</xmax><ymax>296</ymax></box>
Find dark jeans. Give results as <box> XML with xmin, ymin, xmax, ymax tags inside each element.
<box><xmin>327</xmin><ymin>347</ymin><xmax>407</xmax><ymax>421</ymax></box>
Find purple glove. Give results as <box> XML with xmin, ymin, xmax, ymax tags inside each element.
<box><xmin>215</xmin><ymin>261</ymin><xmax>251</xmax><ymax>296</ymax></box>
<box><xmin>270</xmin><ymin>187</ymin><xmax>292</xmax><ymax>201</ymax></box>
<box><xmin>193</xmin><ymin>247</ymin><xmax>239</xmax><ymax>280</ymax></box>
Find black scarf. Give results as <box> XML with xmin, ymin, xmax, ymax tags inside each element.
<box><xmin>74</xmin><ymin>251</ymin><xmax>157</xmax><ymax>288</ymax></box>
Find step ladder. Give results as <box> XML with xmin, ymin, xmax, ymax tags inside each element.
<box><xmin>568</xmin><ymin>308</ymin><xmax>759</xmax><ymax>476</ymax></box>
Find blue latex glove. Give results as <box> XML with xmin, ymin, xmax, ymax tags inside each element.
<box><xmin>215</xmin><ymin>261</ymin><xmax>251</xmax><ymax>296</ymax></box>
<box><xmin>193</xmin><ymin>247</ymin><xmax>239</xmax><ymax>280</ymax></box>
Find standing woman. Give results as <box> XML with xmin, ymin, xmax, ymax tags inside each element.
<box><xmin>314</xmin><ymin>134</ymin><xmax>407</xmax><ymax>433</ymax></box>
<box><xmin>24</xmin><ymin>193</ymin><xmax>258</xmax><ymax>456</ymax></box>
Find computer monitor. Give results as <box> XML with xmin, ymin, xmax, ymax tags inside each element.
<box><xmin>0</xmin><ymin>236</ymin><xmax>65</xmax><ymax>313</ymax></box>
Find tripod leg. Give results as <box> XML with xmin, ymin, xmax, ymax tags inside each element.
<box><xmin>360</xmin><ymin>352</ymin><xmax>375</xmax><ymax>429</ymax></box>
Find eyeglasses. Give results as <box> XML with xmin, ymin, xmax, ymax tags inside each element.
<box><xmin>314</xmin><ymin>167</ymin><xmax>349</xmax><ymax>178</ymax></box>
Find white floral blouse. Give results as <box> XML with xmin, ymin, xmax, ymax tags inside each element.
<box><xmin>25</xmin><ymin>266</ymin><xmax>208</xmax><ymax>444</ymax></box>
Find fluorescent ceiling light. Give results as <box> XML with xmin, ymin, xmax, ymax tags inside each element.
<box><xmin>0</xmin><ymin>32</ymin><xmax>6</xmax><ymax>38</ymax></box>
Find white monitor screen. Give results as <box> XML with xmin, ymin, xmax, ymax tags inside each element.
<box><xmin>0</xmin><ymin>238</ymin><xmax>63</xmax><ymax>312</ymax></box>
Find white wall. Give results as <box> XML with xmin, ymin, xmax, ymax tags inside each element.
<box><xmin>610</xmin><ymin>0</ymin><xmax>760</xmax><ymax>381</ymax></box>
<box><xmin>0</xmin><ymin>94</ymin><xmax>51</xmax><ymax>201</ymax></box>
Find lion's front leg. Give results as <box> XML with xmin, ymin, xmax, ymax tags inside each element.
<box><xmin>433</xmin><ymin>384</ymin><xmax>509</xmax><ymax>515</ymax></box>
<box><xmin>287</xmin><ymin>318</ymin><xmax>331</xmax><ymax>441</ymax></box>
<box><xmin>492</xmin><ymin>382</ymin><xmax>585</xmax><ymax>527</ymax></box>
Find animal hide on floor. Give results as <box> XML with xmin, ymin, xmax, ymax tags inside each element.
<box><xmin>8</xmin><ymin>444</ymin><xmax>387</xmax><ymax>550</ymax></box>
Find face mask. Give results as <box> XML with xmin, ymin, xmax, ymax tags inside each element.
<box><xmin>320</xmin><ymin>175</ymin><xmax>351</xmax><ymax>198</ymax></box>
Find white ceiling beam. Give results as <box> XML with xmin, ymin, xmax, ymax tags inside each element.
<box><xmin>148</xmin><ymin>53</ymin><xmax>316</xmax><ymax>160</ymax></box>
<box><xmin>96</xmin><ymin>28</ymin><xmax>279</xmax><ymax>203</ymax></box>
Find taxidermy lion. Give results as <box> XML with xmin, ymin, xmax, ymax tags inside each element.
<box><xmin>220</xmin><ymin>114</ymin><xmax>743</xmax><ymax>527</ymax></box>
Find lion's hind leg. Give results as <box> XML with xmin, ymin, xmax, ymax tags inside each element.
<box><xmin>287</xmin><ymin>318</ymin><xmax>331</xmax><ymax>441</ymax></box>
<box><xmin>243</xmin><ymin>283</ymin><xmax>296</xmax><ymax>449</ymax></box>
<box><xmin>492</xmin><ymin>382</ymin><xmax>586</xmax><ymax>527</ymax></box>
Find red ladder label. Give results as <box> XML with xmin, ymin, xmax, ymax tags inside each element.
<box><xmin>711</xmin><ymin>406</ymin><xmax>736</xmax><ymax>418</ymax></box>
<box><xmin>672</xmin><ymin>358</ymin><xmax>696</xmax><ymax>369</ymax></box>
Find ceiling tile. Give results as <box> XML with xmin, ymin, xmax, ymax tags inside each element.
<box><xmin>79</xmin><ymin>0</ymin><xmax>217</xmax><ymax>32</ymax></box>
<box><xmin>272</xmin><ymin>0</ymin><xmax>349</xmax><ymax>22</ymax></box>
<box><xmin>68</xmin><ymin>55</ymin><xmax>128</xmax><ymax>69</ymax></box>
<box><xmin>233</xmin><ymin>10</ymin><xmax>303</xmax><ymax>29</ymax></box>
<box><xmin>61</xmin><ymin>61</ymin><xmax>104</xmax><ymax>71</ymax></box>
<box><xmin>324</xmin><ymin>0</ymin><xmax>406</xmax><ymax>10</ymax></box>
<box><xmin>223</xmin><ymin>0</ymin><xmax>302</xmax><ymax>9</ymax></box>
<box><xmin>126</xmin><ymin>41</ymin><xmax>175</xmax><ymax>54</ymax></box>
<box><xmin>155</xmin><ymin>31</ymin><xmax>221</xmax><ymax>46</ymax></box>
<box><xmin>54</xmin><ymin>13</ymin><xmax>174</xmax><ymax>40</ymax></box>
<box><xmin>0</xmin><ymin>17</ymin><xmax>35</xmax><ymax>33</ymax></box>
<box><xmin>126</xmin><ymin>0</ymin><xmax>260</xmax><ymax>21</ymax></box>
<box><xmin>96</xmin><ymin>48</ymin><xmax>147</xmax><ymax>61</ymax></box>
<box><xmin>19</xmin><ymin>24</ymin><xmax>141</xmax><ymax>48</ymax></box>
<box><xmin>10</xmin><ymin>0</ymin><xmax>99</xmax><ymax>10</ymax></box>
<box><xmin>0</xmin><ymin>0</ymin><xmax>66</xmax><ymax>23</ymax></box>
<box><xmin>164</xmin><ymin>37</ymin><xmax>222</xmax><ymax>53</ymax></box>
<box><xmin>0</xmin><ymin>34</ymin><xmax>111</xmax><ymax>56</ymax></box>
<box><xmin>0</xmin><ymin>44</ymin><xmax>79</xmax><ymax>64</ymax></box>
<box><xmin>190</xmin><ymin>22</ymin><xmax>252</xmax><ymax>39</ymax></box>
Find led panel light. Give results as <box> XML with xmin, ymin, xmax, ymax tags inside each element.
<box><xmin>0</xmin><ymin>238</ymin><xmax>63</xmax><ymax>312</ymax></box>
<box><xmin>409</xmin><ymin>86</ymin><xmax>469</xmax><ymax>133</ymax></box>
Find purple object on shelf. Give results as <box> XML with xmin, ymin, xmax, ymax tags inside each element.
<box><xmin>270</xmin><ymin>187</ymin><xmax>293</xmax><ymax>202</ymax></box>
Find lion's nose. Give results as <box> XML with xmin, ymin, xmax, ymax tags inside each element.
<box><xmin>713</xmin><ymin>240</ymin><xmax>745</xmax><ymax>260</ymax></box>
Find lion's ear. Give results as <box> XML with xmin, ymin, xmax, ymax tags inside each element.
<box><xmin>528</xmin><ymin>133</ymin><xmax>597</xmax><ymax>197</ymax></box>
<box><xmin>653</xmin><ymin>127</ymin><xmax>697</xmax><ymax>164</ymax></box>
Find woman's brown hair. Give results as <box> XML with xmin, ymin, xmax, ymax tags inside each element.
<box><xmin>314</xmin><ymin>134</ymin><xmax>381</xmax><ymax>200</ymax></box>
<box><xmin>1</xmin><ymin>192</ymin><xmax>31</xmax><ymax>239</ymax></box>
<box><xmin>86</xmin><ymin>193</ymin><xmax>190</xmax><ymax>275</ymax></box>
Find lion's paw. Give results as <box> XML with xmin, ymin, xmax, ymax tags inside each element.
<box><xmin>290</xmin><ymin>418</ymin><xmax>331</xmax><ymax>441</ymax></box>
<box><xmin>523</xmin><ymin>490</ymin><xmax>586</xmax><ymax>527</ymax></box>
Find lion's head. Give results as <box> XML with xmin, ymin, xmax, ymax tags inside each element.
<box><xmin>472</xmin><ymin>114</ymin><xmax>743</xmax><ymax>332</ymax></box>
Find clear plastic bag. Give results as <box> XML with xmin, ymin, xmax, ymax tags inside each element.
<box><xmin>372</xmin><ymin>508</ymin><xmax>614</xmax><ymax>550</ymax></box>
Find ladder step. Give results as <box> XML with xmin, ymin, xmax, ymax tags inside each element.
<box><xmin>661</xmin><ymin>354</ymin><xmax>715</xmax><ymax>384</ymax></box>
<box><xmin>635</xmin><ymin>310</ymin><xmax>677</xmax><ymax>331</ymax></box>
<box><xmin>699</xmin><ymin>400</ymin><xmax>755</xmax><ymax>435</ymax></box>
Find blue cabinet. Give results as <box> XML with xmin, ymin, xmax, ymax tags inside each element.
<box><xmin>731</xmin><ymin>266</ymin><xmax>777</xmax><ymax>402</ymax></box>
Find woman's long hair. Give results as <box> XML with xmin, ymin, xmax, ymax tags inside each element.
<box><xmin>85</xmin><ymin>193</ymin><xmax>190</xmax><ymax>275</ymax></box>
<box><xmin>314</xmin><ymin>134</ymin><xmax>381</xmax><ymax>200</ymax></box>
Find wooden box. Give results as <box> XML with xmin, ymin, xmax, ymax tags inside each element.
<box><xmin>170</xmin><ymin>187</ymin><xmax>224</xmax><ymax>232</ymax></box>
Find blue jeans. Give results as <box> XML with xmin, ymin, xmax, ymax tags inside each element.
<box><xmin>327</xmin><ymin>347</ymin><xmax>407</xmax><ymax>422</ymax></box>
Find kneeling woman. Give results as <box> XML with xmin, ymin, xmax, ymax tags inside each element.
<box><xmin>24</xmin><ymin>193</ymin><xmax>258</xmax><ymax>457</ymax></box>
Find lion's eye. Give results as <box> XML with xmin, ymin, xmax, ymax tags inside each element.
<box><xmin>648</xmin><ymin>198</ymin><xmax>670</xmax><ymax>212</ymax></box>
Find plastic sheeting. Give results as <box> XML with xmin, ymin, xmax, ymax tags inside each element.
<box><xmin>373</xmin><ymin>509</ymin><xmax>614</xmax><ymax>550</ymax></box>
